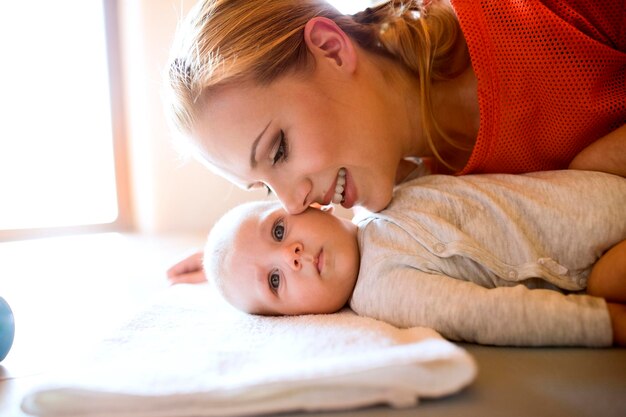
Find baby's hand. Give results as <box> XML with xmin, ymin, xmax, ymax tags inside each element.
<box><xmin>167</xmin><ymin>251</ymin><xmax>207</xmax><ymax>285</ymax></box>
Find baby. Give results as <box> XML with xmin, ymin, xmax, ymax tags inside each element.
<box><xmin>204</xmin><ymin>170</ymin><xmax>626</xmax><ymax>347</ymax></box>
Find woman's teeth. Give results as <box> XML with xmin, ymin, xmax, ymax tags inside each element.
<box><xmin>332</xmin><ymin>168</ymin><xmax>346</xmax><ymax>204</ymax></box>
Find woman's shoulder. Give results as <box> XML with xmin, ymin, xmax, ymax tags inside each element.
<box><xmin>538</xmin><ymin>0</ymin><xmax>626</xmax><ymax>50</ymax></box>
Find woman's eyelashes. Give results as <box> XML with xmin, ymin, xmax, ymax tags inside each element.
<box><xmin>271</xmin><ymin>130</ymin><xmax>288</xmax><ymax>165</ymax></box>
<box><xmin>249</xmin><ymin>181</ymin><xmax>273</xmax><ymax>196</ymax></box>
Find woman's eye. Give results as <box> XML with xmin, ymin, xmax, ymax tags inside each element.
<box><xmin>250</xmin><ymin>182</ymin><xmax>273</xmax><ymax>196</ymax></box>
<box><xmin>271</xmin><ymin>130</ymin><xmax>288</xmax><ymax>165</ymax></box>
<box><xmin>269</xmin><ymin>271</ymin><xmax>280</xmax><ymax>290</ymax></box>
<box><xmin>272</xmin><ymin>219</ymin><xmax>285</xmax><ymax>241</ymax></box>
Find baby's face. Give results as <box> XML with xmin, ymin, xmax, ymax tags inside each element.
<box><xmin>224</xmin><ymin>205</ymin><xmax>360</xmax><ymax>315</ymax></box>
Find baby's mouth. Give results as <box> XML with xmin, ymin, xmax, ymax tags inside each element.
<box><xmin>316</xmin><ymin>248</ymin><xmax>324</xmax><ymax>275</ymax></box>
<box><xmin>331</xmin><ymin>168</ymin><xmax>346</xmax><ymax>204</ymax></box>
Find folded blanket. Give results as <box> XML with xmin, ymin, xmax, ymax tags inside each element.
<box><xmin>22</xmin><ymin>284</ymin><xmax>476</xmax><ymax>417</ymax></box>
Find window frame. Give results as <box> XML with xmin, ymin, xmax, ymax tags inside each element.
<box><xmin>0</xmin><ymin>0</ymin><xmax>132</xmax><ymax>242</ymax></box>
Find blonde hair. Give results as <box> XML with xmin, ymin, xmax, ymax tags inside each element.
<box><xmin>166</xmin><ymin>0</ymin><xmax>469</xmax><ymax>169</ymax></box>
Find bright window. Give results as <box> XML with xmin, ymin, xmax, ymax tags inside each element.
<box><xmin>0</xmin><ymin>1</ymin><xmax>120</xmax><ymax>233</ymax></box>
<box><xmin>327</xmin><ymin>0</ymin><xmax>376</xmax><ymax>14</ymax></box>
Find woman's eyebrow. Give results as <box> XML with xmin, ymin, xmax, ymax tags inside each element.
<box><xmin>249</xmin><ymin>120</ymin><xmax>272</xmax><ymax>169</ymax></box>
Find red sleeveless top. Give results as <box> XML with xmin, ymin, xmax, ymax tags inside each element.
<box><xmin>451</xmin><ymin>0</ymin><xmax>626</xmax><ymax>174</ymax></box>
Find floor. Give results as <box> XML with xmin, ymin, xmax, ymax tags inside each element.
<box><xmin>0</xmin><ymin>232</ymin><xmax>205</xmax><ymax>417</ymax></box>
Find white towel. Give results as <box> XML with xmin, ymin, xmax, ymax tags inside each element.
<box><xmin>22</xmin><ymin>284</ymin><xmax>476</xmax><ymax>417</ymax></box>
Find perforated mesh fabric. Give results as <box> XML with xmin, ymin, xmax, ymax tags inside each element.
<box><xmin>451</xmin><ymin>0</ymin><xmax>626</xmax><ymax>174</ymax></box>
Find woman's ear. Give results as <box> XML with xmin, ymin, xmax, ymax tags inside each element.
<box><xmin>304</xmin><ymin>17</ymin><xmax>357</xmax><ymax>74</ymax></box>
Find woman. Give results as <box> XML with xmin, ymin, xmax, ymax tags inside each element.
<box><xmin>164</xmin><ymin>0</ymin><xmax>626</xmax><ymax>282</ymax></box>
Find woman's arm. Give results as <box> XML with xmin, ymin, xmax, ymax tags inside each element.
<box><xmin>569</xmin><ymin>123</ymin><xmax>626</xmax><ymax>177</ymax></box>
<box><xmin>587</xmin><ymin>240</ymin><xmax>626</xmax><ymax>303</ymax></box>
<box><xmin>606</xmin><ymin>303</ymin><xmax>626</xmax><ymax>346</ymax></box>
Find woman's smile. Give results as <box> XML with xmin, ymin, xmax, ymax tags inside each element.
<box><xmin>332</xmin><ymin>168</ymin><xmax>346</xmax><ymax>204</ymax></box>
<box><xmin>322</xmin><ymin>167</ymin><xmax>358</xmax><ymax>209</ymax></box>
<box><xmin>323</xmin><ymin>168</ymin><xmax>346</xmax><ymax>205</ymax></box>
<box><xmin>340</xmin><ymin>168</ymin><xmax>358</xmax><ymax>209</ymax></box>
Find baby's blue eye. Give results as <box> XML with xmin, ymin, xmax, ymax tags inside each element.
<box><xmin>272</xmin><ymin>219</ymin><xmax>285</xmax><ymax>241</ymax></box>
<box><xmin>269</xmin><ymin>271</ymin><xmax>280</xmax><ymax>290</ymax></box>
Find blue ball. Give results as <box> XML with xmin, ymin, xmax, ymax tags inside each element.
<box><xmin>0</xmin><ymin>297</ymin><xmax>15</xmax><ymax>362</ymax></box>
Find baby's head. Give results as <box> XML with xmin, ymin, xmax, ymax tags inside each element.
<box><xmin>204</xmin><ymin>200</ymin><xmax>360</xmax><ymax>315</ymax></box>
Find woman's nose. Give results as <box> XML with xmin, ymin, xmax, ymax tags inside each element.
<box><xmin>282</xmin><ymin>242</ymin><xmax>303</xmax><ymax>271</ymax></box>
<box><xmin>273</xmin><ymin>178</ymin><xmax>311</xmax><ymax>214</ymax></box>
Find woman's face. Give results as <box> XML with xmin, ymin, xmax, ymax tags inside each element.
<box><xmin>192</xmin><ymin>62</ymin><xmax>406</xmax><ymax>214</ymax></box>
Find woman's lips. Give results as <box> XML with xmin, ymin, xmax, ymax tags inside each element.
<box><xmin>322</xmin><ymin>170</ymin><xmax>342</xmax><ymax>206</ymax></box>
<box><xmin>322</xmin><ymin>168</ymin><xmax>357</xmax><ymax>208</ymax></box>
<box><xmin>341</xmin><ymin>168</ymin><xmax>356</xmax><ymax>208</ymax></box>
<box><xmin>332</xmin><ymin>168</ymin><xmax>346</xmax><ymax>204</ymax></box>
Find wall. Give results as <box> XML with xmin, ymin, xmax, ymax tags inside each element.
<box><xmin>117</xmin><ymin>0</ymin><xmax>266</xmax><ymax>235</ymax></box>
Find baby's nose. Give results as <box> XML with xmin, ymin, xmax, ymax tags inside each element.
<box><xmin>283</xmin><ymin>242</ymin><xmax>303</xmax><ymax>271</ymax></box>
